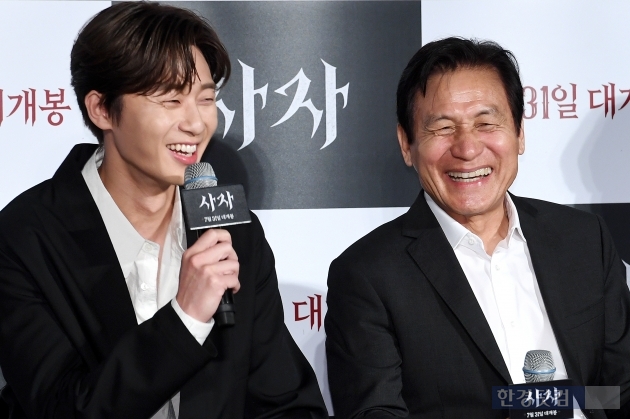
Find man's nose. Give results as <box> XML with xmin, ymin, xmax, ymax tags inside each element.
<box><xmin>180</xmin><ymin>102</ymin><xmax>205</xmax><ymax>136</ymax></box>
<box><xmin>450</xmin><ymin>127</ymin><xmax>483</xmax><ymax>160</ymax></box>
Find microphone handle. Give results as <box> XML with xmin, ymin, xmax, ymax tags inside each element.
<box><xmin>214</xmin><ymin>290</ymin><xmax>235</xmax><ymax>327</ymax></box>
<box><xmin>187</xmin><ymin>228</ymin><xmax>236</xmax><ymax>327</ymax></box>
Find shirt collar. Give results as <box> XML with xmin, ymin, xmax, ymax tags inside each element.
<box><xmin>424</xmin><ymin>191</ymin><xmax>526</xmax><ymax>250</ymax></box>
<box><xmin>504</xmin><ymin>193</ymin><xmax>526</xmax><ymax>244</ymax></box>
<box><xmin>170</xmin><ymin>188</ymin><xmax>186</xmax><ymax>254</ymax></box>
<box><xmin>81</xmin><ymin>148</ymin><xmax>185</xmax><ymax>277</ymax></box>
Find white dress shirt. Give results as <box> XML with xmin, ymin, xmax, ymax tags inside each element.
<box><xmin>425</xmin><ymin>192</ymin><xmax>584</xmax><ymax>417</ymax></box>
<box><xmin>82</xmin><ymin>147</ymin><xmax>213</xmax><ymax>419</ymax></box>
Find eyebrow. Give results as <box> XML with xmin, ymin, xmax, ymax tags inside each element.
<box><xmin>154</xmin><ymin>81</ymin><xmax>217</xmax><ymax>95</ymax></box>
<box><xmin>423</xmin><ymin>115</ymin><xmax>452</xmax><ymax>126</ymax></box>
<box><xmin>423</xmin><ymin>106</ymin><xmax>501</xmax><ymax>126</ymax></box>
<box><xmin>475</xmin><ymin>107</ymin><xmax>500</xmax><ymax>117</ymax></box>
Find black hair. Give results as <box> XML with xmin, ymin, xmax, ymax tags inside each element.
<box><xmin>396</xmin><ymin>37</ymin><xmax>523</xmax><ymax>142</ymax></box>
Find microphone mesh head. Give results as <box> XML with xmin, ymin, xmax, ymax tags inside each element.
<box><xmin>184</xmin><ymin>162</ymin><xmax>217</xmax><ymax>190</ymax></box>
<box><xmin>523</xmin><ymin>350</ymin><xmax>556</xmax><ymax>383</ymax></box>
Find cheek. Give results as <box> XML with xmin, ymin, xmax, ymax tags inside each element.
<box><xmin>127</xmin><ymin>114</ymin><xmax>163</xmax><ymax>140</ymax></box>
<box><xmin>492</xmin><ymin>144</ymin><xmax>520</xmax><ymax>167</ymax></box>
<box><xmin>202</xmin><ymin>106</ymin><xmax>218</xmax><ymax>126</ymax></box>
<box><xmin>415</xmin><ymin>142</ymin><xmax>448</xmax><ymax>171</ymax></box>
<box><xmin>487</xmin><ymin>132</ymin><xmax>521</xmax><ymax>153</ymax></box>
<box><xmin>415</xmin><ymin>155</ymin><xmax>444</xmax><ymax>188</ymax></box>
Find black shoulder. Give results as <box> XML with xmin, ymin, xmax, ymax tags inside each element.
<box><xmin>0</xmin><ymin>179</ymin><xmax>53</xmax><ymax>232</ymax></box>
<box><xmin>513</xmin><ymin>195</ymin><xmax>600</xmax><ymax>221</ymax></box>
<box><xmin>512</xmin><ymin>195</ymin><xmax>606</xmax><ymax>241</ymax></box>
<box><xmin>332</xmin><ymin>212</ymin><xmax>409</xmax><ymax>270</ymax></box>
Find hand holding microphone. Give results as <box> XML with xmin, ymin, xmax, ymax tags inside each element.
<box><xmin>177</xmin><ymin>162</ymin><xmax>251</xmax><ymax>327</ymax></box>
<box><xmin>176</xmin><ymin>227</ymin><xmax>240</xmax><ymax>324</ymax></box>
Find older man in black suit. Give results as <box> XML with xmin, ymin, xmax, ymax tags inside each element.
<box><xmin>325</xmin><ymin>37</ymin><xmax>630</xmax><ymax>419</ymax></box>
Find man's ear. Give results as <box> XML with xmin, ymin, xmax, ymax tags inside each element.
<box><xmin>84</xmin><ymin>90</ymin><xmax>113</xmax><ymax>130</ymax></box>
<box><xmin>397</xmin><ymin>124</ymin><xmax>414</xmax><ymax>167</ymax></box>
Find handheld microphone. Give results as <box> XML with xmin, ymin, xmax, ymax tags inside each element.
<box><xmin>523</xmin><ymin>350</ymin><xmax>556</xmax><ymax>383</ymax></box>
<box><xmin>181</xmin><ymin>162</ymin><xmax>251</xmax><ymax>327</ymax></box>
<box><xmin>503</xmin><ymin>350</ymin><xmax>573</xmax><ymax>419</ymax></box>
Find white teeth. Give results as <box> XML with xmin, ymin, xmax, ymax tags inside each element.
<box><xmin>167</xmin><ymin>144</ymin><xmax>197</xmax><ymax>155</ymax></box>
<box><xmin>447</xmin><ymin>167</ymin><xmax>492</xmax><ymax>182</ymax></box>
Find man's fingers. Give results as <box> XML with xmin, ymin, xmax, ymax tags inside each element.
<box><xmin>186</xmin><ymin>242</ymin><xmax>238</xmax><ymax>267</ymax></box>
<box><xmin>177</xmin><ymin>228</ymin><xmax>241</xmax><ymax>322</ymax></box>
<box><xmin>194</xmin><ymin>228</ymin><xmax>232</xmax><ymax>248</ymax></box>
<box><xmin>200</xmin><ymin>260</ymin><xmax>240</xmax><ymax>283</ymax></box>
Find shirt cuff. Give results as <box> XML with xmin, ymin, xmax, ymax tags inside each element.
<box><xmin>171</xmin><ymin>299</ymin><xmax>214</xmax><ymax>345</ymax></box>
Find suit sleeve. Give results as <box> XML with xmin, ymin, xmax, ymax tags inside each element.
<box><xmin>597</xmin><ymin>217</ymin><xmax>630</xmax><ymax>418</ymax></box>
<box><xmin>0</xmin><ymin>239</ymin><xmax>215</xmax><ymax>419</ymax></box>
<box><xmin>325</xmin><ymin>256</ymin><xmax>408</xmax><ymax>419</ymax></box>
<box><xmin>241</xmin><ymin>215</ymin><xmax>328</xmax><ymax>419</ymax></box>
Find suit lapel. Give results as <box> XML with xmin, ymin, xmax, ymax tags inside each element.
<box><xmin>47</xmin><ymin>145</ymin><xmax>137</xmax><ymax>359</ymax></box>
<box><xmin>402</xmin><ymin>193</ymin><xmax>512</xmax><ymax>384</ymax></box>
<box><xmin>513</xmin><ymin>196</ymin><xmax>584</xmax><ymax>385</ymax></box>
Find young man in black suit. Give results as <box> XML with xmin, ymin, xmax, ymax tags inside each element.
<box><xmin>0</xmin><ymin>3</ymin><xmax>327</xmax><ymax>418</ymax></box>
<box><xmin>325</xmin><ymin>37</ymin><xmax>630</xmax><ymax>419</ymax></box>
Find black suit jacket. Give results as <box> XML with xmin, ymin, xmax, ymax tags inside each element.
<box><xmin>325</xmin><ymin>192</ymin><xmax>630</xmax><ymax>419</ymax></box>
<box><xmin>0</xmin><ymin>144</ymin><xmax>327</xmax><ymax>419</ymax></box>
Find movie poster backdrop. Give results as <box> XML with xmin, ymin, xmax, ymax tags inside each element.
<box><xmin>1</xmin><ymin>2</ymin><xmax>629</xmax><ymax>416</ymax></box>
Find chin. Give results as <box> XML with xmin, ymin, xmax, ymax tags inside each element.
<box><xmin>462</xmin><ymin>202</ymin><xmax>502</xmax><ymax>217</ymax></box>
<box><xmin>161</xmin><ymin>173</ymin><xmax>185</xmax><ymax>187</ymax></box>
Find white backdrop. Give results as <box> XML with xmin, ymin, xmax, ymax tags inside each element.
<box><xmin>0</xmin><ymin>2</ymin><xmax>106</xmax><ymax>207</ymax></box>
<box><xmin>2</xmin><ymin>1</ymin><xmax>630</xmax><ymax>416</ymax></box>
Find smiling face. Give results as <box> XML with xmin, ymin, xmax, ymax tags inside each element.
<box><xmin>95</xmin><ymin>46</ymin><xmax>217</xmax><ymax>191</ymax></box>
<box><xmin>398</xmin><ymin>66</ymin><xmax>524</xmax><ymax>224</ymax></box>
